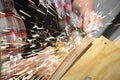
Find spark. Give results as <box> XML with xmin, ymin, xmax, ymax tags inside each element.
<box><xmin>43</xmin><ymin>42</ymin><xmax>48</xmax><ymax>46</ymax></box>
<box><xmin>75</xmin><ymin>10</ymin><xmax>78</xmax><ymax>14</ymax></box>
<box><xmin>33</xmin><ymin>25</ymin><xmax>38</xmax><ymax>28</ymax></box>
<box><xmin>39</xmin><ymin>0</ymin><xmax>52</xmax><ymax>8</ymax></box>
<box><xmin>104</xmin><ymin>22</ymin><xmax>112</xmax><ymax>26</ymax></box>
<box><xmin>45</xmin><ymin>36</ymin><xmax>55</xmax><ymax>41</ymax></box>
<box><xmin>55</xmin><ymin>3</ymin><xmax>58</xmax><ymax>8</ymax></box>
<box><xmin>1</xmin><ymin>45</ymin><xmax>9</xmax><ymax>49</ymax></box>
<box><xmin>30</xmin><ymin>44</ymin><xmax>36</xmax><ymax>48</ymax></box>
<box><xmin>28</xmin><ymin>0</ymin><xmax>35</xmax><ymax>5</ymax></box>
<box><xmin>30</xmin><ymin>29</ymin><xmax>37</xmax><ymax>33</ymax></box>
<box><xmin>36</xmin><ymin>9</ymin><xmax>46</xmax><ymax>15</ymax></box>
<box><xmin>32</xmin><ymin>34</ymin><xmax>39</xmax><ymax>38</ymax></box>
<box><xmin>33</xmin><ymin>25</ymin><xmax>44</xmax><ymax>30</ymax></box>
<box><xmin>19</xmin><ymin>10</ymin><xmax>31</xmax><ymax>17</ymax></box>
<box><xmin>21</xmin><ymin>16</ymin><xmax>26</xmax><ymax>20</ymax></box>
<box><xmin>66</xmin><ymin>13</ymin><xmax>70</xmax><ymax>16</ymax></box>
<box><xmin>98</xmin><ymin>11</ymin><xmax>103</xmax><ymax>16</ymax></box>
<box><xmin>101</xmin><ymin>15</ymin><xmax>106</xmax><ymax>19</ymax></box>
<box><xmin>47</xmin><ymin>9</ymin><xmax>56</xmax><ymax>16</ymax></box>
<box><xmin>2</xmin><ymin>29</ymin><xmax>10</xmax><ymax>32</ymax></box>
<box><xmin>94</xmin><ymin>1</ymin><xmax>120</xmax><ymax>32</ymax></box>
<box><xmin>58</xmin><ymin>15</ymin><xmax>62</xmax><ymax>19</ymax></box>
<box><xmin>97</xmin><ymin>2</ymin><xmax>100</xmax><ymax>8</ymax></box>
<box><xmin>27</xmin><ymin>39</ymin><xmax>36</xmax><ymax>43</ymax></box>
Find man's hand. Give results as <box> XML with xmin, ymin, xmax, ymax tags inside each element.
<box><xmin>0</xmin><ymin>12</ymin><xmax>5</xmax><ymax>18</ymax></box>
<box><xmin>72</xmin><ymin>0</ymin><xmax>102</xmax><ymax>34</ymax></box>
<box><xmin>77</xmin><ymin>10</ymin><xmax>102</xmax><ymax>34</ymax></box>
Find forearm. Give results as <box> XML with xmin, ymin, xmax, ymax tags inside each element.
<box><xmin>72</xmin><ymin>0</ymin><xmax>94</xmax><ymax>16</ymax></box>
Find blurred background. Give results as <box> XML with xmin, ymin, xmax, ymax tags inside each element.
<box><xmin>94</xmin><ymin>0</ymin><xmax>120</xmax><ymax>40</ymax></box>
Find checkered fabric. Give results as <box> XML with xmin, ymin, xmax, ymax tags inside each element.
<box><xmin>0</xmin><ymin>0</ymin><xmax>27</xmax><ymax>55</ymax></box>
<box><xmin>51</xmin><ymin>0</ymin><xmax>79</xmax><ymax>35</ymax></box>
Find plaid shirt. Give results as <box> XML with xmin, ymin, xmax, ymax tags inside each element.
<box><xmin>51</xmin><ymin>0</ymin><xmax>79</xmax><ymax>35</ymax></box>
<box><xmin>0</xmin><ymin>0</ymin><xmax>27</xmax><ymax>55</ymax></box>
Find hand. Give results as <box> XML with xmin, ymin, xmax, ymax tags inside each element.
<box><xmin>0</xmin><ymin>12</ymin><xmax>5</xmax><ymax>18</ymax></box>
<box><xmin>77</xmin><ymin>10</ymin><xmax>102</xmax><ymax>34</ymax></box>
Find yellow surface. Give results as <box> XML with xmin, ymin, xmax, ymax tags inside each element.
<box><xmin>61</xmin><ymin>36</ymin><xmax>120</xmax><ymax>80</ymax></box>
<box><xmin>50</xmin><ymin>37</ymin><xmax>94</xmax><ymax>80</ymax></box>
<box><xmin>113</xmin><ymin>36</ymin><xmax>120</xmax><ymax>48</ymax></box>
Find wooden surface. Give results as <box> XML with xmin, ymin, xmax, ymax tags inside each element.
<box><xmin>113</xmin><ymin>36</ymin><xmax>120</xmax><ymax>48</ymax></box>
<box><xmin>61</xmin><ymin>36</ymin><xmax>120</xmax><ymax>80</ymax></box>
<box><xmin>49</xmin><ymin>37</ymin><xmax>95</xmax><ymax>80</ymax></box>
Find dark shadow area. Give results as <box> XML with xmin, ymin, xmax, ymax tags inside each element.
<box><xmin>102</xmin><ymin>12</ymin><xmax>120</xmax><ymax>40</ymax></box>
